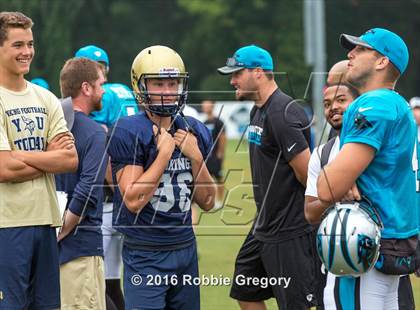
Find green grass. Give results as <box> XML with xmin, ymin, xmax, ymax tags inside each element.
<box><xmin>195</xmin><ymin>139</ymin><xmax>420</xmax><ymax>309</ymax></box>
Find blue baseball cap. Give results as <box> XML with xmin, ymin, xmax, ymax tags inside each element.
<box><xmin>340</xmin><ymin>28</ymin><xmax>409</xmax><ymax>74</ymax></box>
<box><xmin>218</xmin><ymin>45</ymin><xmax>273</xmax><ymax>75</ymax></box>
<box><xmin>75</xmin><ymin>45</ymin><xmax>109</xmax><ymax>68</ymax></box>
<box><xmin>31</xmin><ymin>77</ymin><xmax>50</xmax><ymax>90</ymax></box>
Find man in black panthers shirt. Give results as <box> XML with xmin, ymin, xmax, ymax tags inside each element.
<box><xmin>201</xmin><ymin>100</ymin><xmax>226</xmax><ymax>208</ymax></box>
<box><xmin>218</xmin><ymin>45</ymin><xmax>321</xmax><ymax>310</ymax></box>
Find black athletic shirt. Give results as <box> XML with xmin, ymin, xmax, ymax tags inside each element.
<box><xmin>248</xmin><ymin>88</ymin><xmax>312</xmax><ymax>242</ymax></box>
<box><xmin>204</xmin><ymin>117</ymin><xmax>225</xmax><ymax>162</ymax></box>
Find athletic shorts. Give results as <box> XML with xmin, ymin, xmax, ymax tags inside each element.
<box><xmin>323</xmin><ymin>268</ymin><xmax>402</xmax><ymax>310</ymax></box>
<box><xmin>398</xmin><ymin>275</ymin><xmax>415</xmax><ymax>310</ymax></box>
<box><xmin>0</xmin><ymin>226</ymin><xmax>60</xmax><ymax>309</ymax></box>
<box><xmin>102</xmin><ymin>202</ymin><xmax>123</xmax><ymax>279</ymax></box>
<box><xmin>60</xmin><ymin>256</ymin><xmax>106</xmax><ymax>310</ymax></box>
<box><xmin>206</xmin><ymin>157</ymin><xmax>223</xmax><ymax>180</ymax></box>
<box><xmin>230</xmin><ymin>230</ymin><xmax>321</xmax><ymax>309</ymax></box>
<box><xmin>123</xmin><ymin>242</ymin><xmax>200</xmax><ymax>310</ymax></box>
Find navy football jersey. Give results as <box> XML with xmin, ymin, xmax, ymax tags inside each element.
<box><xmin>107</xmin><ymin>112</ymin><xmax>212</xmax><ymax>249</ymax></box>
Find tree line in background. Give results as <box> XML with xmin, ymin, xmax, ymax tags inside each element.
<box><xmin>2</xmin><ymin>0</ymin><xmax>420</xmax><ymax>105</ymax></box>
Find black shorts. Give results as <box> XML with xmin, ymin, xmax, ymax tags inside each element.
<box><xmin>398</xmin><ymin>275</ymin><xmax>415</xmax><ymax>310</ymax></box>
<box><xmin>207</xmin><ymin>156</ymin><xmax>222</xmax><ymax>180</ymax></box>
<box><xmin>230</xmin><ymin>229</ymin><xmax>322</xmax><ymax>309</ymax></box>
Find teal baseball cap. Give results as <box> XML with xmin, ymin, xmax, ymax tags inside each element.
<box><xmin>75</xmin><ymin>45</ymin><xmax>109</xmax><ymax>68</ymax></box>
<box><xmin>218</xmin><ymin>45</ymin><xmax>273</xmax><ymax>75</ymax></box>
<box><xmin>340</xmin><ymin>28</ymin><xmax>409</xmax><ymax>74</ymax></box>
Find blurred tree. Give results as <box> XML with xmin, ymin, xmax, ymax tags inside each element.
<box><xmin>71</xmin><ymin>0</ymin><xmax>191</xmax><ymax>88</ymax></box>
<box><xmin>1</xmin><ymin>0</ymin><xmax>84</xmax><ymax>95</ymax></box>
<box><xmin>1</xmin><ymin>0</ymin><xmax>418</xmax><ymax>101</ymax></box>
<box><xmin>326</xmin><ymin>0</ymin><xmax>420</xmax><ymax>98</ymax></box>
<box><xmin>70</xmin><ymin>0</ymin><xmax>311</xmax><ymax>103</ymax></box>
<box><xmin>177</xmin><ymin>0</ymin><xmax>312</xmax><ymax>103</ymax></box>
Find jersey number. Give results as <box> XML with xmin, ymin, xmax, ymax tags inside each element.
<box><xmin>150</xmin><ymin>172</ymin><xmax>193</xmax><ymax>212</ymax></box>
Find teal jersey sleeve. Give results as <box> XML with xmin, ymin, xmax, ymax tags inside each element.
<box><xmin>90</xmin><ymin>83</ymin><xmax>139</xmax><ymax>128</ymax></box>
<box><xmin>340</xmin><ymin>89</ymin><xmax>419</xmax><ymax>239</ymax></box>
<box><xmin>90</xmin><ymin>90</ymin><xmax>112</xmax><ymax>127</ymax></box>
<box><xmin>341</xmin><ymin>92</ymin><xmax>396</xmax><ymax>152</ymax></box>
<box><xmin>416</xmin><ymin>128</ymin><xmax>420</xmax><ymax>230</ymax></box>
<box><xmin>416</xmin><ymin>128</ymin><xmax>420</xmax><ymax>192</ymax></box>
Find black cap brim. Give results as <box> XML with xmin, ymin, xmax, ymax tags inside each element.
<box><xmin>60</xmin><ymin>97</ymin><xmax>75</xmax><ymax>131</ymax></box>
<box><xmin>217</xmin><ymin>66</ymin><xmax>244</xmax><ymax>75</ymax></box>
<box><xmin>340</xmin><ymin>34</ymin><xmax>373</xmax><ymax>50</ymax></box>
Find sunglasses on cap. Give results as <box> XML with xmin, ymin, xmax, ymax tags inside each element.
<box><xmin>225</xmin><ymin>57</ymin><xmax>245</xmax><ymax>67</ymax></box>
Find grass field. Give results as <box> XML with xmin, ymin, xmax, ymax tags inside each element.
<box><xmin>195</xmin><ymin>139</ymin><xmax>420</xmax><ymax>309</ymax></box>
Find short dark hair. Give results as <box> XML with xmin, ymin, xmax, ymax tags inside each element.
<box><xmin>384</xmin><ymin>63</ymin><xmax>400</xmax><ymax>83</ymax></box>
<box><xmin>246</xmin><ymin>68</ymin><xmax>274</xmax><ymax>80</ymax></box>
<box><xmin>328</xmin><ymin>82</ymin><xmax>360</xmax><ymax>99</ymax></box>
<box><xmin>0</xmin><ymin>12</ymin><xmax>33</xmax><ymax>46</ymax></box>
<box><xmin>60</xmin><ymin>57</ymin><xmax>102</xmax><ymax>98</ymax></box>
<box><xmin>373</xmin><ymin>50</ymin><xmax>401</xmax><ymax>83</ymax></box>
<box><xmin>263</xmin><ymin>70</ymin><xmax>274</xmax><ymax>80</ymax></box>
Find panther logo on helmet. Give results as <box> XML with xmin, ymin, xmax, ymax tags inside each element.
<box><xmin>316</xmin><ymin>199</ymin><xmax>382</xmax><ymax>276</ymax></box>
<box><xmin>131</xmin><ymin>45</ymin><xmax>188</xmax><ymax>117</ymax></box>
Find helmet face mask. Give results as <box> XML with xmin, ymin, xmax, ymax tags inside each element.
<box><xmin>131</xmin><ymin>46</ymin><xmax>188</xmax><ymax>117</ymax></box>
<box><xmin>138</xmin><ymin>72</ymin><xmax>188</xmax><ymax>117</ymax></box>
<box><xmin>316</xmin><ymin>201</ymin><xmax>382</xmax><ymax>277</ymax></box>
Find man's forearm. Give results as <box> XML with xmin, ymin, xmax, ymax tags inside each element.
<box><xmin>105</xmin><ymin>160</ymin><xmax>114</xmax><ymax>192</ymax></box>
<box><xmin>304</xmin><ymin>196</ymin><xmax>331</xmax><ymax>224</ymax></box>
<box><xmin>317</xmin><ymin>143</ymin><xmax>375</xmax><ymax>202</ymax></box>
<box><xmin>11</xmin><ymin>169</ymin><xmax>43</xmax><ymax>183</ymax></box>
<box><xmin>217</xmin><ymin>134</ymin><xmax>227</xmax><ymax>159</ymax></box>
<box><xmin>121</xmin><ymin>152</ymin><xmax>171</xmax><ymax>212</ymax></box>
<box><xmin>57</xmin><ymin>209</ymin><xmax>81</xmax><ymax>242</ymax></box>
<box><xmin>0</xmin><ymin>152</ymin><xmax>43</xmax><ymax>183</ymax></box>
<box><xmin>13</xmin><ymin>148</ymin><xmax>78</xmax><ymax>174</ymax></box>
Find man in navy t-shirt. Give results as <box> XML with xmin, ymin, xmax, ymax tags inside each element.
<box><xmin>55</xmin><ymin>57</ymin><xmax>108</xmax><ymax>309</ymax></box>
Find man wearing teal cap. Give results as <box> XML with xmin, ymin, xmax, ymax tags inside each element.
<box><xmin>218</xmin><ymin>45</ymin><xmax>274</xmax><ymax>75</ymax></box>
<box><xmin>317</xmin><ymin>28</ymin><xmax>419</xmax><ymax>309</ymax></box>
<box><xmin>219</xmin><ymin>45</ymin><xmax>320</xmax><ymax>309</ymax></box>
<box><xmin>75</xmin><ymin>45</ymin><xmax>139</xmax><ymax>128</ymax></box>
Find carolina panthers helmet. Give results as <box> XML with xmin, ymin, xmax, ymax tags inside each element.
<box><xmin>316</xmin><ymin>200</ymin><xmax>382</xmax><ymax>276</ymax></box>
<box><xmin>131</xmin><ymin>45</ymin><xmax>188</xmax><ymax>117</ymax></box>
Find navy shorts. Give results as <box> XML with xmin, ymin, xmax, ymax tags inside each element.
<box><xmin>0</xmin><ymin>226</ymin><xmax>60</xmax><ymax>309</ymax></box>
<box><xmin>123</xmin><ymin>241</ymin><xmax>200</xmax><ymax>310</ymax></box>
